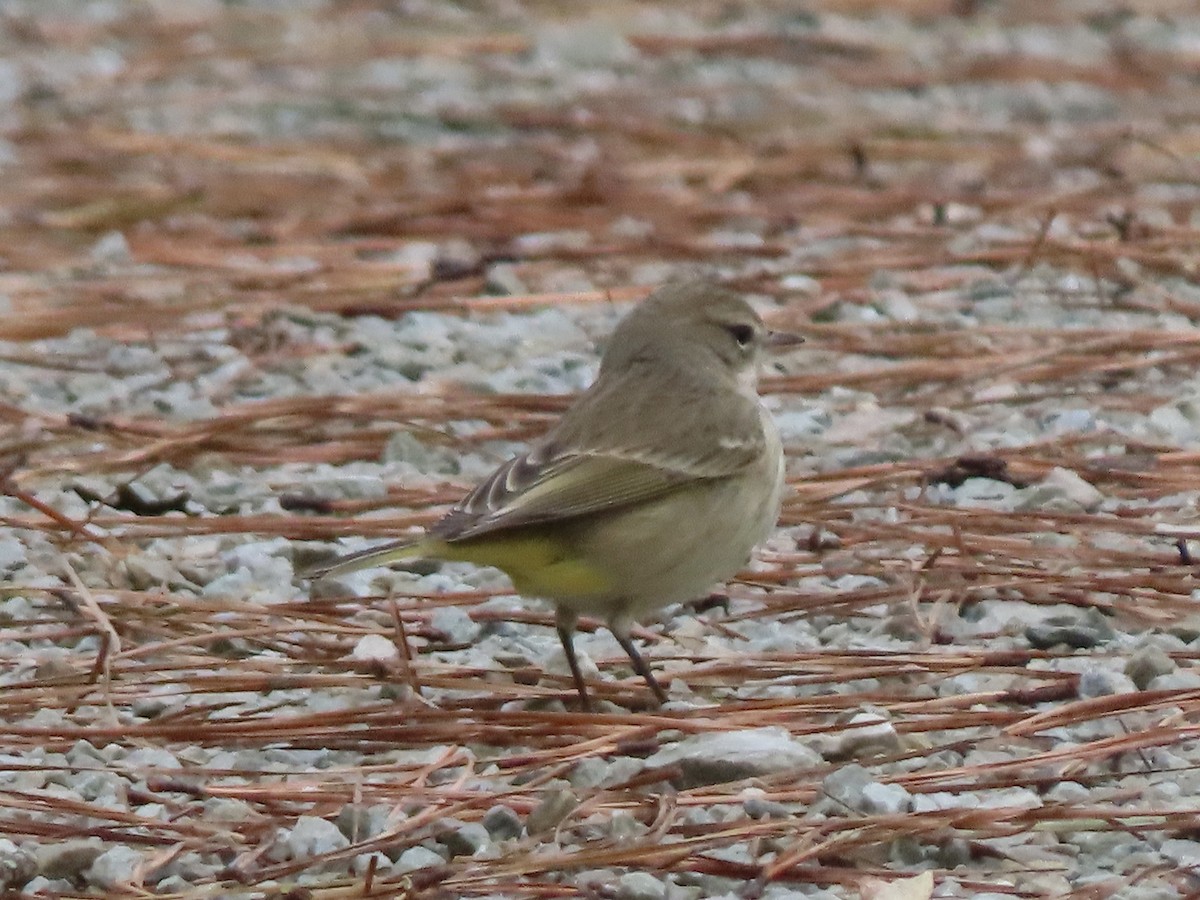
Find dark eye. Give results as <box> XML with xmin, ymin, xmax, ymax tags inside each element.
<box><xmin>726</xmin><ymin>324</ymin><xmax>755</xmax><ymax>347</ymax></box>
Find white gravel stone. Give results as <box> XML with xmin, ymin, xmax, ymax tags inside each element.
<box><xmin>285</xmin><ymin>816</ymin><xmax>350</xmax><ymax>860</ymax></box>
<box><xmin>482</xmin><ymin>805</ymin><xmax>522</xmax><ymax>841</ymax></box>
<box><xmin>646</xmin><ymin>727</ymin><xmax>822</xmax><ymax>788</ymax></box>
<box><xmin>616</xmin><ymin>871</ymin><xmax>667</xmax><ymax>900</ymax></box>
<box><xmin>393</xmin><ymin>846</ymin><xmax>446</xmax><ymax>873</ymax></box>
<box><xmin>84</xmin><ymin>846</ymin><xmax>143</xmax><ymax>889</ymax></box>
<box><xmin>349</xmin><ymin>633</ymin><xmax>399</xmax><ymax>662</ymax></box>
<box><xmin>0</xmin><ymin>839</ymin><xmax>35</xmax><ymax>891</ymax></box>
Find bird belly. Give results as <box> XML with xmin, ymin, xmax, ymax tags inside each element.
<box><xmin>565</xmin><ymin>442</ymin><xmax>784</xmax><ymax>618</ymax></box>
<box><xmin>442</xmin><ymin>410</ymin><xmax>785</xmax><ymax>622</ymax></box>
<box><xmin>439</xmin><ymin>534</ymin><xmax>615</xmax><ymax>601</ymax></box>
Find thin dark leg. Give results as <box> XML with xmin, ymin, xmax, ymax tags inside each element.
<box><xmin>555</xmin><ymin>606</ymin><xmax>591</xmax><ymax>711</ymax></box>
<box><xmin>612</xmin><ymin>629</ymin><xmax>668</xmax><ymax>707</ymax></box>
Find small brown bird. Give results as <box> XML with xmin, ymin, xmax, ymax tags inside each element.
<box><xmin>307</xmin><ymin>280</ymin><xmax>798</xmax><ymax>708</ymax></box>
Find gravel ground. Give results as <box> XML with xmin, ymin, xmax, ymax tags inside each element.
<box><xmin>3</xmin><ymin>2</ymin><xmax>1200</xmax><ymax>898</ymax></box>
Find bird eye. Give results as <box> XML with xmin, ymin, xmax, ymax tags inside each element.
<box><xmin>726</xmin><ymin>324</ymin><xmax>755</xmax><ymax>347</ymax></box>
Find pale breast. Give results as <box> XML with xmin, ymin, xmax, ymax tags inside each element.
<box><xmin>559</xmin><ymin>403</ymin><xmax>786</xmax><ymax>619</ymax></box>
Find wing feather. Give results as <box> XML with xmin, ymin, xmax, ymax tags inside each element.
<box><xmin>433</xmin><ymin>363</ymin><xmax>766</xmax><ymax>543</ymax></box>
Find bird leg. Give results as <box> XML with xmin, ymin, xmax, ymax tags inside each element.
<box><xmin>612</xmin><ymin>625</ymin><xmax>668</xmax><ymax>707</ymax></box>
<box><xmin>555</xmin><ymin>606</ymin><xmax>592</xmax><ymax>711</ymax></box>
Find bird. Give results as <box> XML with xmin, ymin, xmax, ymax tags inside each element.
<box><xmin>305</xmin><ymin>279</ymin><xmax>799</xmax><ymax>709</ymax></box>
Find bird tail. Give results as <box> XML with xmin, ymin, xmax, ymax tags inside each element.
<box><xmin>302</xmin><ymin>537</ymin><xmax>433</xmax><ymax>580</ymax></box>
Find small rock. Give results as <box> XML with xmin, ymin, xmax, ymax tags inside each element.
<box><xmin>1125</xmin><ymin>645</ymin><xmax>1175</xmax><ymax>689</ymax></box>
<box><xmin>286</xmin><ymin>815</ymin><xmax>350</xmax><ymax>860</ymax></box>
<box><xmin>22</xmin><ymin>877</ymin><xmax>75</xmax><ymax>895</ymax></box>
<box><xmin>393</xmin><ymin>846</ymin><xmax>445</xmax><ymax>874</ymax></box>
<box><xmin>84</xmin><ymin>846</ymin><xmax>142</xmax><ymax>889</ymax></box>
<box><xmin>0</xmin><ymin>534</ymin><xmax>27</xmax><ymax>572</ymax></box>
<box><xmin>336</xmin><ymin>804</ymin><xmax>390</xmax><ymax>842</ymax></box>
<box><xmin>953</xmin><ymin>477</ymin><xmax>1018</xmax><ymax>509</ymax></box>
<box><xmin>439</xmin><ymin>822</ymin><xmax>490</xmax><ymax>858</ymax></box>
<box><xmin>203</xmin><ymin>797</ymin><xmax>258</xmax><ymax>823</ymax></box>
<box><xmin>569</xmin><ymin>757</ymin><xmax>614</xmax><ymax>789</ymax></box>
<box><xmin>511</xmin><ymin>229</ymin><xmax>591</xmax><ymax>256</ymax></box>
<box><xmin>1149</xmin><ymin>403</ymin><xmax>1197</xmax><ymax>441</ymax></box>
<box><xmin>818</xmin><ymin>764</ymin><xmax>875</xmax><ymax>813</ymax></box>
<box><xmin>1025</xmin><ymin>610</ymin><xmax>1114</xmax><ymax>649</ymax></box>
<box><xmin>1018</xmin><ymin>467</ymin><xmax>1104</xmax><ymax>512</ymax></box>
<box><xmin>826</xmin><ymin>712</ymin><xmax>902</xmax><ymax>759</ymax></box>
<box><xmin>433</xmin><ymin>238</ymin><xmax>481</xmax><ymax>279</ymax></box>
<box><xmin>608</xmin><ymin>811</ymin><xmax>649</xmax><ymax>842</ymax></box>
<box><xmin>349</xmin><ymin>634</ymin><xmax>399</xmax><ymax>663</ymax></box>
<box><xmin>1043</xmin><ymin>409</ymin><xmax>1094</xmax><ymax>433</ymax></box>
<box><xmin>1078</xmin><ymin>667</ymin><xmax>1137</xmax><ymax>698</ymax></box>
<box><xmin>352</xmin><ymin>851</ymin><xmax>390</xmax><ymax>876</ymax></box>
<box><xmin>430</xmin><ymin>605</ymin><xmax>481</xmax><ymax>645</ymax></box>
<box><xmin>37</xmin><ymin>840</ymin><xmax>104</xmax><ymax>879</ymax></box>
<box><xmin>1160</xmin><ymin>838</ymin><xmax>1200</xmax><ymax>867</ymax></box>
<box><xmin>123</xmin><ymin>554</ymin><xmax>180</xmax><ymax>590</ymax></box>
<box><xmin>645</xmin><ymin>727</ymin><xmax>821</xmax><ymax>788</ymax></box>
<box><xmin>484</xmin><ymin>262</ymin><xmax>527</xmax><ymax>296</ymax></box>
<box><xmin>482</xmin><ymin>805</ymin><xmax>523</xmax><ymax>841</ymax></box>
<box><xmin>0</xmin><ymin>839</ymin><xmax>35</xmax><ymax>890</ymax></box>
<box><xmin>124</xmin><ymin>746</ymin><xmax>181</xmax><ymax>770</ymax></box>
<box><xmin>155</xmin><ymin>875</ymin><xmax>194</xmax><ymax>892</ymax></box>
<box><xmin>742</xmin><ymin>788</ymin><xmax>790</xmax><ymax>820</ymax></box>
<box><xmin>1147</xmin><ymin>669</ymin><xmax>1200</xmax><ymax>691</ymax></box>
<box><xmin>535</xmin><ymin>22</ymin><xmax>636</xmax><ymax>67</ymax></box>
<box><xmin>526</xmin><ymin>787</ymin><xmax>578</xmax><ymax>834</ymax></box>
<box><xmin>616</xmin><ymin>870</ymin><xmax>667</xmax><ymax>900</ymax></box>
<box><xmin>860</xmin><ymin>781</ymin><xmax>912</xmax><ymax>815</ymax></box>
<box><xmin>90</xmin><ymin>230</ymin><xmax>132</xmax><ymax>264</ymax></box>
<box><xmin>780</xmin><ymin>273</ymin><xmax>822</xmax><ymax>296</ymax></box>
<box><xmin>1045</xmin><ymin>781</ymin><xmax>1089</xmax><ymax>803</ymax></box>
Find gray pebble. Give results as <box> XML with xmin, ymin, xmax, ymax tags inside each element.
<box><xmin>335</xmin><ymin>804</ymin><xmax>388</xmax><ymax>842</ymax></box>
<box><xmin>484</xmin><ymin>262</ymin><xmax>527</xmax><ymax>296</ymax></box>
<box><xmin>608</xmin><ymin>810</ymin><xmax>649</xmax><ymax>842</ymax></box>
<box><xmin>1160</xmin><ymin>838</ymin><xmax>1200</xmax><ymax>867</ymax></box>
<box><xmin>818</xmin><ymin>763</ymin><xmax>875</xmax><ymax>814</ymax></box>
<box><xmin>89</xmin><ymin>230</ymin><xmax>132</xmax><ymax>264</ymax></box>
<box><xmin>0</xmin><ymin>839</ymin><xmax>35</xmax><ymax>890</ymax></box>
<box><xmin>155</xmin><ymin>875</ymin><xmax>195</xmax><ymax>892</ymax></box>
<box><xmin>123</xmin><ymin>554</ymin><xmax>183</xmax><ymax>591</ymax></box>
<box><xmin>85</xmin><ymin>845</ymin><xmax>143</xmax><ymax>889</ymax></box>
<box><xmin>203</xmin><ymin>797</ymin><xmax>258</xmax><ymax>823</ymax></box>
<box><xmin>430</xmin><ymin>605</ymin><xmax>481</xmax><ymax>645</ymax></box>
<box><xmin>742</xmin><ymin>790</ymin><xmax>790</xmax><ymax>820</ymax></box>
<box><xmin>1017</xmin><ymin>467</ymin><xmax>1105</xmax><ymax>512</ymax></box>
<box><xmin>482</xmin><ymin>805</ymin><xmax>523</xmax><ymax>841</ymax></box>
<box><xmin>439</xmin><ymin>822</ymin><xmax>490</xmax><ymax>858</ymax></box>
<box><xmin>568</xmin><ymin>757</ymin><xmax>614</xmax><ymax>789</ymax></box>
<box><xmin>125</xmin><ymin>746</ymin><xmax>182</xmax><ymax>770</ymax></box>
<box><xmin>1147</xmin><ymin>668</ymin><xmax>1200</xmax><ymax>691</ymax></box>
<box><xmin>286</xmin><ymin>815</ymin><xmax>350</xmax><ymax>860</ymax></box>
<box><xmin>645</xmin><ymin>727</ymin><xmax>821</xmax><ymax>788</ymax></box>
<box><xmin>1125</xmin><ymin>645</ymin><xmax>1176</xmax><ymax>689</ymax></box>
<box><xmin>1078</xmin><ymin>667</ymin><xmax>1137</xmax><ymax>698</ymax></box>
<box><xmin>1045</xmin><ymin>781</ymin><xmax>1089</xmax><ymax>803</ymax></box>
<box><xmin>954</xmin><ymin>477</ymin><xmax>1018</xmax><ymax>509</ymax></box>
<box><xmin>825</xmin><ymin>712</ymin><xmax>902</xmax><ymax>759</ymax></box>
<box><xmin>22</xmin><ymin>877</ymin><xmax>75</xmax><ymax>895</ymax></box>
<box><xmin>616</xmin><ymin>870</ymin><xmax>667</xmax><ymax>900</ymax></box>
<box><xmin>392</xmin><ymin>845</ymin><xmax>446</xmax><ymax>874</ymax></box>
<box><xmin>526</xmin><ymin>787</ymin><xmax>578</xmax><ymax>834</ymax></box>
<box><xmin>860</xmin><ymin>781</ymin><xmax>912</xmax><ymax>815</ymax></box>
<box><xmin>382</xmin><ymin>431</ymin><xmax>460</xmax><ymax>474</ymax></box>
<box><xmin>1026</xmin><ymin>611</ymin><xmax>1114</xmax><ymax>649</ymax></box>
<box><xmin>0</xmin><ymin>535</ymin><xmax>28</xmax><ymax>572</ymax></box>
